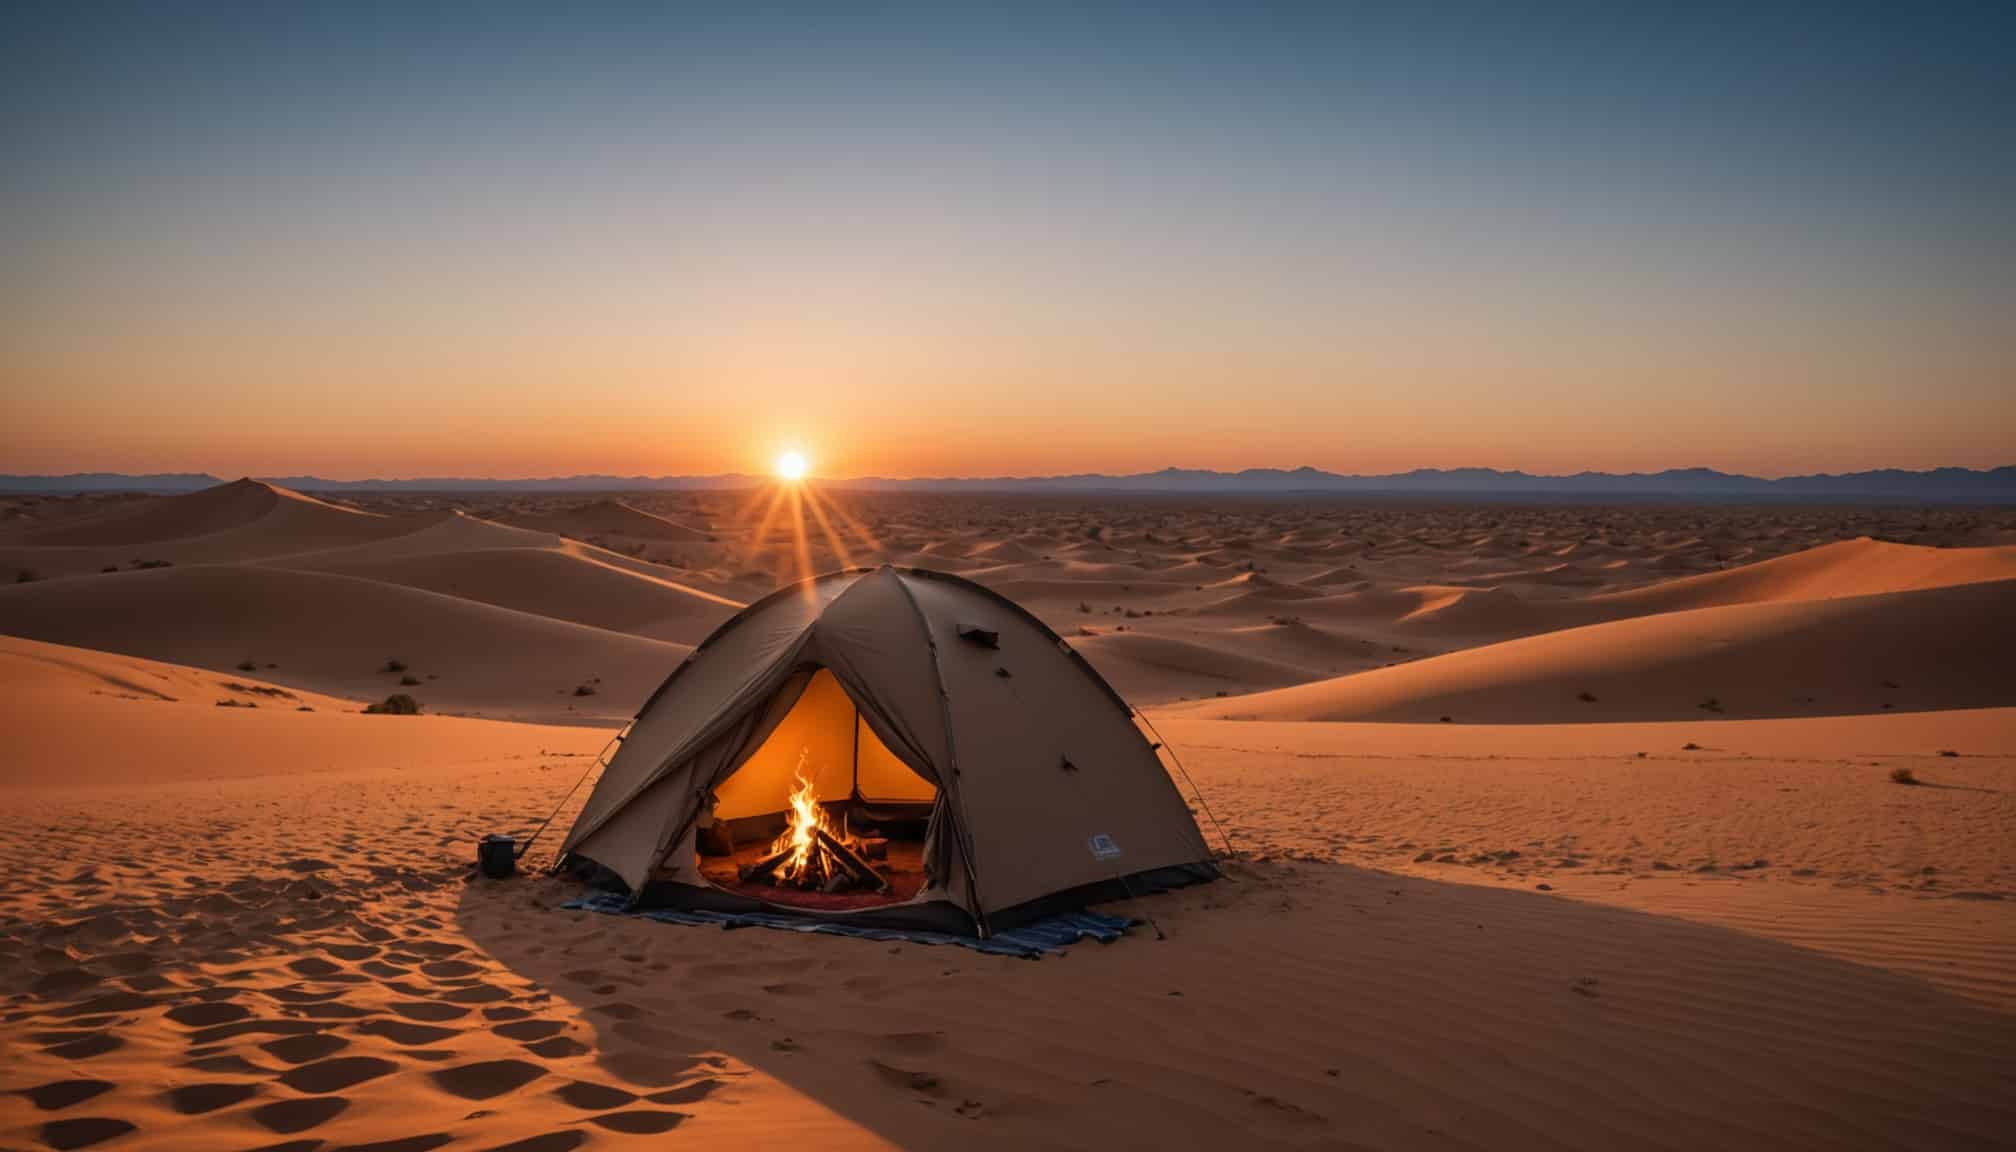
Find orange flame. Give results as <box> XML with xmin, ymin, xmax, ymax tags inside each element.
<box><xmin>770</xmin><ymin>751</ymin><xmax>831</xmax><ymax>883</ymax></box>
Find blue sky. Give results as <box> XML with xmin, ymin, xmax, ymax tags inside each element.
<box><xmin>4</xmin><ymin>2</ymin><xmax>2011</xmax><ymax>477</ymax></box>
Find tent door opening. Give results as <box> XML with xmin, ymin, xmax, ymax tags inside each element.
<box><xmin>694</xmin><ymin>667</ymin><xmax>937</xmax><ymax>911</ymax></box>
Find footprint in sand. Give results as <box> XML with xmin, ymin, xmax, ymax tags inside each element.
<box><xmin>869</xmin><ymin>1060</ymin><xmax>943</xmax><ymax>1097</ymax></box>
<box><xmin>646</xmin><ymin>1077</ymin><xmax>725</xmax><ymax>1106</ymax></box>
<box><xmin>479</xmin><ymin>1131</ymin><xmax>588</xmax><ymax>1152</ymax></box>
<box><xmin>429</xmin><ymin>1059</ymin><xmax>547</xmax><ymax>1100</ymax></box>
<box><xmin>250</xmin><ymin>1095</ymin><xmax>350</xmax><ymax>1133</ymax></box>
<box><xmin>165</xmin><ymin>1001</ymin><xmax>253</xmax><ymax>1027</ymax></box>
<box><xmin>356</xmin><ymin>1018</ymin><xmax>464</xmax><ymax>1046</ymax></box>
<box><xmin>164</xmin><ymin>1081</ymin><xmax>261</xmax><ymax>1114</ymax></box>
<box><xmin>277</xmin><ymin>1055</ymin><xmax>400</xmax><ymax>1093</ymax></box>
<box><xmin>585</xmin><ymin>1110</ymin><xmax>687</xmax><ymax>1134</ymax></box>
<box><xmin>20</xmin><ymin>1079</ymin><xmax>115</xmax><ymax>1110</ymax></box>
<box><xmin>327</xmin><ymin>1133</ymin><xmax>452</xmax><ymax>1151</ymax></box>
<box><xmin>184</xmin><ymin>1053</ymin><xmax>270</xmax><ymax>1075</ymax></box>
<box><xmin>491</xmin><ymin>1018</ymin><xmax>565</xmax><ymax>1041</ymax></box>
<box><xmin>263</xmin><ymin>985</ymin><xmax>352</xmax><ymax>1004</ymax></box>
<box><xmin>36</xmin><ymin>1030</ymin><xmax>123</xmax><ymax>1060</ymax></box>
<box><xmin>387</xmin><ymin>1000</ymin><xmax>471</xmax><ymax>1022</ymax></box>
<box><xmin>436</xmin><ymin>981</ymin><xmax>512</xmax><ymax>1004</ymax></box>
<box><xmin>261</xmin><ymin>1032</ymin><xmax>351</xmax><ymax>1063</ymax></box>
<box><xmin>552</xmin><ymin>1080</ymin><xmax>638</xmax><ymax>1110</ymax></box>
<box><xmin>39</xmin><ymin>1116</ymin><xmax>137</xmax><ymax>1150</ymax></box>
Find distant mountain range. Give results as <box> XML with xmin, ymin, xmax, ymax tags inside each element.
<box><xmin>4</xmin><ymin>466</ymin><xmax>2013</xmax><ymax>500</ymax></box>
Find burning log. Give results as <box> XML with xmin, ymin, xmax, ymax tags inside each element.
<box><xmin>750</xmin><ymin>759</ymin><xmax>891</xmax><ymax>894</ymax></box>
<box><xmin>740</xmin><ymin>847</ymin><xmax>796</xmax><ymax>884</ymax></box>
<box><xmin>815</xmin><ymin>827</ymin><xmax>890</xmax><ymax>893</ymax></box>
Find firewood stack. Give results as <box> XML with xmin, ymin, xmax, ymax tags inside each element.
<box><xmin>743</xmin><ymin>827</ymin><xmax>890</xmax><ymax>894</ymax></box>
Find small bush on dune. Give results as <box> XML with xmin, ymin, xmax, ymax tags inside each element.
<box><xmin>399</xmin><ymin>674</ymin><xmax>421</xmax><ymax>686</ymax></box>
<box><xmin>365</xmin><ymin>694</ymin><xmax>421</xmax><ymax>716</ymax></box>
<box><xmin>1889</xmin><ymin>767</ymin><xmax>1920</xmax><ymax>786</ymax></box>
<box><xmin>381</xmin><ymin>658</ymin><xmax>407</xmax><ymax>674</ymax></box>
<box><xmin>16</xmin><ymin>569</ymin><xmax>41</xmax><ymax>583</ymax></box>
<box><xmin>237</xmin><ymin>660</ymin><xmax>258</xmax><ymax>672</ymax></box>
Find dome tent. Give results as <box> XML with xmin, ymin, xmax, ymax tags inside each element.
<box><xmin>559</xmin><ymin>565</ymin><xmax>1217</xmax><ymax>936</ymax></box>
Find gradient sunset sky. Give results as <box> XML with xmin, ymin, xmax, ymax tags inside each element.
<box><xmin>4</xmin><ymin>3</ymin><xmax>2011</xmax><ymax>480</ymax></box>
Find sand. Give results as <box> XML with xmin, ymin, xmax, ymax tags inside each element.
<box><xmin>3</xmin><ymin>483</ymin><xmax>2013</xmax><ymax>1149</ymax></box>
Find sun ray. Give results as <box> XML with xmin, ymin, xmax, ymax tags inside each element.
<box><xmin>806</xmin><ymin>484</ymin><xmax>883</xmax><ymax>555</ymax></box>
<box><xmin>729</xmin><ymin>481</ymin><xmax>777</xmax><ymax>530</ymax></box>
<box><xmin>786</xmin><ymin>484</ymin><xmax>817</xmax><ymax>597</ymax></box>
<box><xmin>739</xmin><ymin>483</ymin><xmax>787</xmax><ymax>570</ymax></box>
<box><xmin>800</xmin><ymin>483</ymin><xmax>855</xmax><ymax>571</ymax></box>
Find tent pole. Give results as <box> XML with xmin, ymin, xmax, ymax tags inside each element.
<box><xmin>850</xmin><ymin>704</ymin><xmax>862</xmax><ymax>803</ymax></box>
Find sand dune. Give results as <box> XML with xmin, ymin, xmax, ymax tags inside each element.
<box><xmin>1073</xmin><ymin>629</ymin><xmax>1322</xmax><ymax>703</ymax></box>
<box><xmin>1182</xmin><ymin>576</ymin><xmax>2016</xmax><ymax>722</ymax></box>
<box><xmin>0</xmin><ymin>480</ymin><xmax>406</xmax><ymax>578</ymax></box>
<box><xmin>1595</xmin><ymin>535</ymin><xmax>2016</xmax><ymax>612</ymax></box>
<box><xmin>278</xmin><ymin>544</ymin><xmax>744</xmax><ymax>645</ymax></box>
<box><xmin>5</xmin><ymin>478</ymin><xmax>376</xmax><ymax>547</ymax></box>
<box><xmin>0</xmin><ymin>634</ymin><xmax>607</xmax><ymax>789</ymax></box>
<box><xmin>0</xmin><ymin>564</ymin><xmax>687</xmax><ymax>722</ymax></box>
<box><xmin>504</xmin><ymin>497</ymin><xmax>712</xmax><ymax>543</ymax></box>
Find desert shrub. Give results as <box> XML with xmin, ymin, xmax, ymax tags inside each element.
<box><xmin>1937</xmin><ymin>749</ymin><xmax>1959</xmax><ymax>757</ymax></box>
<box><xmin>573</xmin><ymin>683</ymin><xmax>597</xmax><ymax>697</ymax></box>
<box><xmin>102</xmin><ymin>566</ymin><xmax>120</xmax><ymax>573</ymax></box>
<box><xmin>1577</xmin><ymin>691</ymin><xmax>1598</xmax><ymax>703</ymax></box>
<box><xmin>381</xmin><ymin>658</ymin><xmax>407</xmax><ymax>674</ymax></box>
<box><xmin>130</xmin><ymin>559</ymin><xmax>172</xmax><ymax>569</ymax></box>
<box><xmin>1698</xmin><ymin>697</ymin><xmax>1724</xmax><ymax>714</ymax></box>
<box><xmin>1682</xmin><ymin>742</ymin><xmax>1702</xmax><ymax>751</ymax></box>
<box><xmin>399</xmin><ymin>674</ymin><xmax>421</xmax><ymax>686</ymax></box>
<box><xmin>365</xmin><ymin>694</ymin><xmax>421</xmax><ymax>715</ymax></box>
<box><xmin>237</xmin><ymin>660</ymin><xmax>258</xmax><ymax>672</ymax></box>
<box><xmin>1888</xmin><ymin>767</ymin><xmax>1920</xmax><ymax>786</ymax></box>
<box><xmin>16</xmin><ymin>569</ymin><xmax>41</xmax><ymax>583</ymax></box>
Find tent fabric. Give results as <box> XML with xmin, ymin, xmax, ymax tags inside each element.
<box><xmin>712</xmin><ymin>668</ymin><xmax>933</xmax><ymax>819</ymax></box>
<box><xmin>559</xmin><ymin>564</ymin><xmax>1217</xmax><ymax>936</ymax></box>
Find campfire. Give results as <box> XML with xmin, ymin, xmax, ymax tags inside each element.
<box><xmin>740</xmin><ymin>757</ymin><xmax>890</xmax><ymax>894</ymax></box>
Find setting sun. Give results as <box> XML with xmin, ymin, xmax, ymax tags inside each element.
<box><xmin>775</xmin><ymin>451</ymin><xmax>809</xmax><ymax>481</ymax></box>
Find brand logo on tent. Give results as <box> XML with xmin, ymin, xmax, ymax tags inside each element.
<box><xmin>1088</xmin><ymin>834</ymin><xmax>1122</xmax><ymax>861</ymax></box>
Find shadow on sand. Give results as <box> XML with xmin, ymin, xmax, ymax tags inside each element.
<box><xmin>458</xmin><ymin>858</ymin><xmax>2016</xmax><ymax>1150</ymax></box>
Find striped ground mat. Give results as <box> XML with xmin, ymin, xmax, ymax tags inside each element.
<box><xmin>559</xmin><ymin>891</ymin><xmax>1134</xmax><ymax>958</ymax></box>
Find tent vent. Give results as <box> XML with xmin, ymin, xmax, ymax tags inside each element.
<box><xmin>958</xmin><ymin>623</ymin><xmax>1000</xmax><ymax>648</ymax></box>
